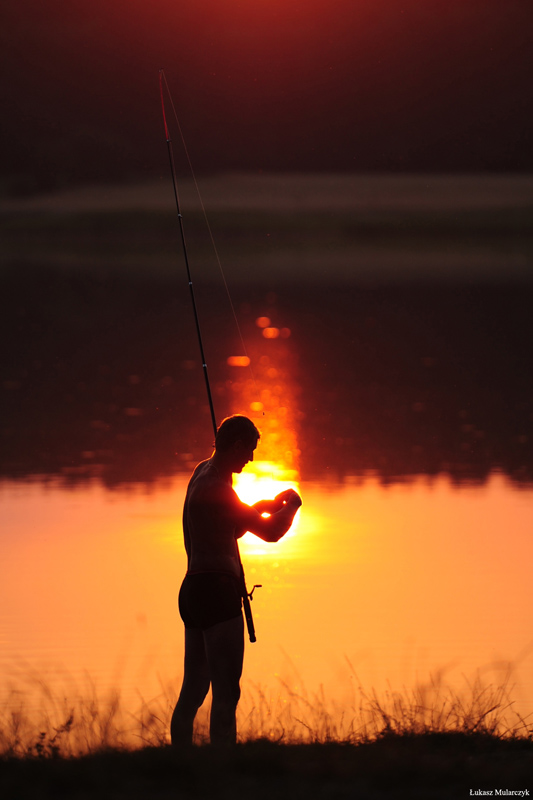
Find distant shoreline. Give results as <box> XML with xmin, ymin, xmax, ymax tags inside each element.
<box><xmin>2</xmin><ymin>172</ymin><xmax>532</xmax><ymax>214</ymax></box>
<box><xmin>1</xmin><ymin>173</ymin><xmax>532</xmax><ymax>284</ymax></box>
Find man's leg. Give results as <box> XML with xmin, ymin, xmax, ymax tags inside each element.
<box><xmin>203</xmin><ymin>614</ymin><xmax>244</xmax><ymax>746</ymax></box>
<box><xmin>170</xmin><ymin>627</ymin><xmax>210</xmax><ymax>746</ymax></box>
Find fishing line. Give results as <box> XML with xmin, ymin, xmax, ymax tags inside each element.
<box><xmin>159</xmin><ymin>68</ymin><xmax>260</xmax><ymax>642</ymax></box>
<box><xmin>159</xmin><ymin>69</ymin><xmax>258</xmax><ymax>398</ymax></box>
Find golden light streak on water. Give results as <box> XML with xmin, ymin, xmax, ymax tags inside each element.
<box><xmin>230</xmin><ymin>307</ymin><xmax>303</xmax><ymax>559</ymax></box>
<box><xmin>227</xmin><ymin>355</ymin><xmax>251</xmax><ymax>367</ymax></box>
<box><xmin>262</xmin><ymin>327</ymin><xmax>280</xmax><ymax>338</ymax></box>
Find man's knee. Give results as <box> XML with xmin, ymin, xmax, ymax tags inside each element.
<box><xmin>213</xmin><ymin>675</ymin><xmax>241</xmax><ymax>708</ymax></box>
<box><xmin>180</xmin><ymin>677</ymin><xmax>210</xmax><ymax>710</ymax></box>
<box><xmin>227</xmin><ymin>682</ymin><xmax>241</xmax><ymax>706</ymax></box>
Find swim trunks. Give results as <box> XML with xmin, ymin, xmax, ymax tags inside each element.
<box><xmin>178</xmin><ymin>572</ymin><xmax>243</xmax><ymax>630</ymax></box>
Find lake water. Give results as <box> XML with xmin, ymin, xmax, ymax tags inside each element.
<box><xmin>1</xmin><ymin>470</ymin><xmax>532</xmax><ymax>735</ymax></box>
<box><xmin>1</xmin><ymin>270</ymin><xmax>533</xmax><ymax>740</ymax></box>
<box><xmin>2</xmin><ymin>173</ymin><xmax>532</xmax><ymax>746</ymax></box>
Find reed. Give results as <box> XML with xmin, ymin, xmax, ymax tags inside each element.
<box><xmin>0</xmin><ymin>665</ymin><xmax>530</xmax><ymax>758</ymax></box>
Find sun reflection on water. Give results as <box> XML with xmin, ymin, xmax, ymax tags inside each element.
<box><xmin>228</xmin><ymin>306</ymin><xmax>306</xmax><ymax>560</ymax></box>
<box><xmin>234</xmin><ymin>459</ymin><xmax>302</xmax><ymax>557</ymax></box>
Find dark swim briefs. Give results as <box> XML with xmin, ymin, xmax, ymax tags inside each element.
<box><xmin>178</xmin><ymin>572</ymin><xmax>243</xmax><ymax>630</ymax></box>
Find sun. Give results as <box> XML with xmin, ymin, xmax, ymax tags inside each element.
<box><xmin>234</xmin><ymin>459</ymin><xmax>298</xmax><ymax>505</ymax></box>
<box><xmin>233</xmin><ymin>459</ymin><xmax>301</xmax><ymax>553</ymax></box>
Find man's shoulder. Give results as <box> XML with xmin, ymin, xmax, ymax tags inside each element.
<box><xmin>189</xmin><ymin>459</ymin><xmax>210</xmax><ymax>480</ymax></box>
<box><xmin>188</xmin><ymin>460</ymin><xmax>232</xmax><ymax>499</ymax></box>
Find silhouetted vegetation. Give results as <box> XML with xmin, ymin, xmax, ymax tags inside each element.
<box><xmin>1</xmin><ymin>736</ymin><xmax>532</xmax><ymax>799</ymax></box>
<box><xmin>1</xmin><ymin>672</ymin><xmax>532</xmax><ymax>798</ymax></box>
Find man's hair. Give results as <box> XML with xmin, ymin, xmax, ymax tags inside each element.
<box><xmin>214</xmin><ymin>415</ymin><xmax>260</xmax><ymax>452</ymax></box>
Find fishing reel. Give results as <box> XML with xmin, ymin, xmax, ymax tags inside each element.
<box><xmin>248</xmin><ymin>584</ymin><xmax>262</xmax><ymax>600</ymax></box>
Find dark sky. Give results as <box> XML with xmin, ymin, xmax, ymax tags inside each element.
<box><xmin>2</xmin><ymin>0</ymin><xmax>531</xmax><ymax>193</ymax></box>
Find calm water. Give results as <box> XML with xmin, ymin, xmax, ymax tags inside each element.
<box><xmin>2</xmin><ymin>164</ymin><xmax>533</xmax><ymax>754</ymax></box>
<box><xmin>1</xmin><ymin>263</ymin><xmax>533</xmax><ymax>733</ymax></box>
<box><xmin>1</xmin><ymin>472</ymin><xmax>532</xmax><ymax>724</ymax></box>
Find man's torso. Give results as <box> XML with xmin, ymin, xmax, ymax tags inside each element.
<box><xmin>183</xmin><ymin>459</ymin><xmax>241</xmax><ymax>578</ymax></box>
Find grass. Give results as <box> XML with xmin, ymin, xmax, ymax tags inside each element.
<box><xmin>1</xmin><ymin>672</ymin><xmax>532</xmax><ymax>798</ymax></box>
<box><xmin>2</xmin><ymin>736</ymin><xmax>532</xmax><ymax>800</ymax></box>
<box><xmin>1</xmin><ymin>665</ymin><xmax>531</xmax><ymax>757</ymax></box>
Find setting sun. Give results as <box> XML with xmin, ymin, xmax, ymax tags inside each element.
<box><xmin>234</xmin><ymin>459</ymin><xmax>302</xmax><ymax>557</ymax></box>
<box><xmin>234</xmin><ymin>459</ymin><xmax>300</xmax><ymax>530</ymax></box>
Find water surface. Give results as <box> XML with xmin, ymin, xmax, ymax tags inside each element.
<box><xmin>1</xmin><ymin>472</ymin><xmax>531</xmax><ymax>725</ymax></box>
<box><xmin>1</xmin><ymin>268</ymin><xmax>533</xmax><ymax>733</ymax></box>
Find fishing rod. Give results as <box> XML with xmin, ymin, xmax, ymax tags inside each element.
<box><xmin>159</xmin><ymin>69</ymin><xmax>260</xmax><ymax>643</ymax></box>
<box><xmin>158</xmin><ymin>71</ymin><xmax>217</xmax><ymax>437</ymax></box>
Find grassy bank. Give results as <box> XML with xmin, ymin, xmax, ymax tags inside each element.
<box><xmin>1</xmin><ymin>672</ymin><xmax>532</xmax><ymax>797</ymax></box>
<box><xmin>2</xmin><ymin>735</ymin><xmax>532</xmax><ymax>800</ymax></box>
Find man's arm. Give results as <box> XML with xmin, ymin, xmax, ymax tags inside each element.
<box><xmin>230</xmin><ymin>488</ymin><xmax>302</xmax><ymax>543</ymax></box>
<box><xmin>252</xmin><ymin>488</ymin><xmax>303</xmax><ymax>515</ymax></box>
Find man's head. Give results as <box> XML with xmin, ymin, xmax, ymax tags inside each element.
<box><xmin>214</xmin><ymin>415</ymin><xmax>260</xmax><ymax>473</ymax></box>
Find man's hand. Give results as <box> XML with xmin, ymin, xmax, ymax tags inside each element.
<box><xmin>275</xmin><ymin>488</ymin><xmax>302</xmax><ymax>509</ymax></box>
<box><xmin>252</xmin><ymin>488</ymin><xmax>302</xmax><ymax>517</ymax></box>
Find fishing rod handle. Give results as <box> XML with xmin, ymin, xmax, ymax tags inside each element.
<box><xmin>243</xmin><ymin>594</ymin><xmax>257</xmax><ymax>643</ymax></box>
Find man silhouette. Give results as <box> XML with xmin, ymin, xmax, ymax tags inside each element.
<box><xmin>170</xmin><ymin>415</ymin><xmax>302</xmax><ymax>746</ymax></box>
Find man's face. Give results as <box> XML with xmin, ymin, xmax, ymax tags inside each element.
<box><xmin>232</xmin><ymin>439</ymin><xmax>257</xmax><ymax>473</ymax></box>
